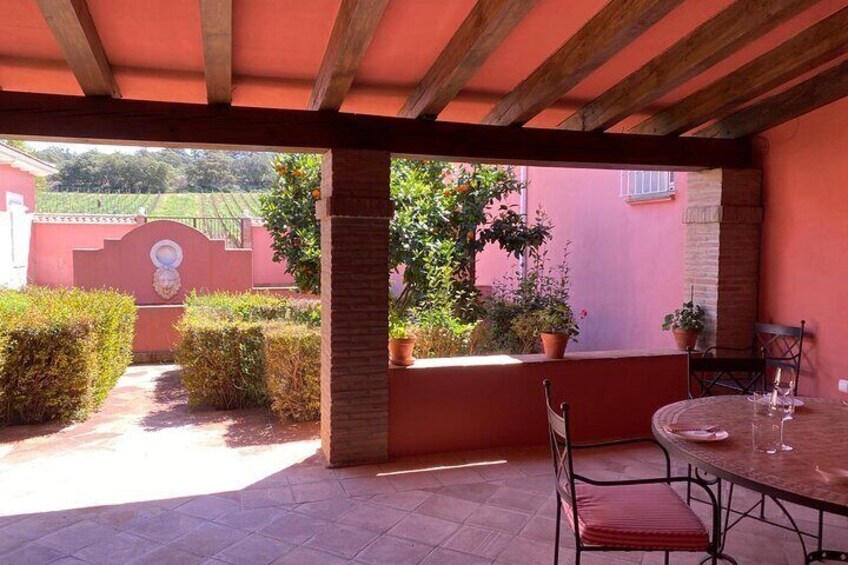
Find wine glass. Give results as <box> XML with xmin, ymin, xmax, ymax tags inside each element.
<box><xmin>770</xmin><ymin>368</ymin><xmax>796</xmax><ymax>452</ymax></box>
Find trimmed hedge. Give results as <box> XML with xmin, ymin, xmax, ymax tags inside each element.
<box><xmin>0</xmin><ymin>288</ymin><xmax>136</xmax><ymax>424</ymax></box>
<box><xmin>265</xmin><ymin>324</ymin><xmax>320</xmax><ymax>422</ymax></box>
<box><xmin>177</xmin><ymin>292</ymin><xmax>321</xmax><ymax>418</ymax></box>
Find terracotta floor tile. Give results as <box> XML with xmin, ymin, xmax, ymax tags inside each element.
<box><xmin>340</xmin><ymin>477</ymin><xmax>396</xmax><ymax>497</ymax></box>
<box><xmin>0</xmin><ymin>530</ymin><xmax>25</xmax><ymax>555</ymax></box>
<box><xmin>487</xmin><ymin>486</ymin><xmax>548</xmax><ymax>514</ymax></box>
<box><xmin>292</xmin><ymin>497</ymin><xmax>358</xmax><ymax>520</ymax></box>
<box><xmin>337</xmin><ymin>503</ymin><xmax>407</xmax><ymax>533</ymax></box>
<box><xmin>0</xmin><ymin>543</ymin><xmax>66</xmax><ymax>565</ymax></box>
<box><xmin>271</xmin><ymin>546</ymin><xmax>350</xmax><ymax>565</ymax></box>
<box><xmin>290</xmin><ymin>480</ymin><xmax>346</xmax><ymax>503</ymax></box>
<box><xmin>386</xmin><ymin>471</ymin><xmax>442</xmax><ymax>491</ymax></box>
<box><xmin>368</xmin><ymin>491</ymin><xmax>431</xmax><ymax>512</ymax></box>
<box><xmin>416</xmin><ymin>494</ymin><xmax>480</xmax><ymax>523</ymax></box>
<box><xmin>125</xmin><ymin>510</ymin><xmax>205</xmax><ymax>543</ymax></box>
<box><xmin>354</xmin><ymin>534</ymin><xmax>434</xmax><ymax>564</ymax></box>
<box><xmin>1</xmin><ymin>512</ymin><xmax>81</xmax><ymax>541</ymax></box>
<box><xmin>442</xmin><ymin>524</ymin><xmax>513</xmax><ymax>559</ymax></box>
<box><xmin>214</xmin><ymin>507</ymin><xmax>285</xmax><ymax>532</ymax></box>
<box><xmin>259</xmin><ymin>512</ymin><xmax>330</xmax><ymax>545</ymax></box>
<box><xmin>37</xmin><ymin>520</ymin><xmax>116</xmax><ymax>554</ymax></box>
<box><xmin>430</xmin><ymin>467</ymin><xmax>486</xmax><ymax>486</ymax></box>
<box><xmin>285</xmin><ymin>465</ymin><xmax>337</xmax><ymax>485</ymax></box>
<box><xmin>466</xmin><ymin>505</ymin><xmax>531</xmax><ymax>535</ymax></box>
<box><xmin>240</xmin><ymin>487</ymin><xmax>295</xmax><ymax>509</ymax></box>
<box><xmin>72</xmin><ymin>531</ymin><xmax>160</xmax><ymax>564</ymax></box>
<box><xmin>304</xmin><ymin>524</ymin><xmax>379</xmax><ymax>558</ymax></box>
<box><xmin>388</xmin><ymin>513</ymin><xmax>460</xmax><ymax>545</ymax></box>
<box><xmin>128</xmin><ymin>544</ymin><xmax>205</xmax><ymax>565</ymax></box>
<box><xmin>420</xmin><ymin>546</ymin><xmax>492</xmax><ymax>565</ymax></box>
<box><xmin>213</xmin><ymin>533</ymin><xmax>292</xmax><ymax>565</ymax></box>
<box><xmin>517</xmin><ymin>513</ymin><xmax>559</xmax><ymax>543</ymax></box>
<box><xmin>176</xmin><ymin>496</ymin><xmax>239</xmax><ymax>520</ymax></box>
<box><xmin>170</xmin><ymin>521</ymin><xmax>247</xmax><ymax>557</ymax></box>
<box><xmin>431</xmin><ymin>482</ymin><xmax>500</xmax><ymax>503</ymax></box>
<box><xmin>495</xmin><ymin>534</ymin><xmax>553</xmax><ymax>565</ymax></box>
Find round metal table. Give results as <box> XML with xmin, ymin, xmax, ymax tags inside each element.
<box><xmin>652</xmin><ymin>396</ymin><xmax>848</xmax><ymax>563</ymax></box>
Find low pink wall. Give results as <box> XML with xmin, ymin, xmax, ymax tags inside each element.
<box><xmin>30</xmin><ymin>222</ymin><xmax>135</xmax><ymax>287</ymax></box>
<box><xmin>477</xmin><ymin>168</ymin><xmax>687</xmax><ymax>352</ymax></box>
<box><xmin>134</xmin><ymin>304</ymin><xmax>184</xmax><ymax>361</ymax></box>
<box><xmin>759</xmin><ymin>97</ymin><xmax>848</xmax><ymax>400</ymax></box>
<box><xmin>74</xmin><ymin>220</ymin><xmax>252</xmax><ymax>305</ymax></box>
<box><xmin>389</xmin><ymin>351</ymin><xmax>687</xmax><ymax>457</ymax></box>
<box><xmin>0</xmin><ymin>167</ymin><xmax>36</xmax><ymax>212</ymax></box>
<box><xmin>251</xmin><ymin>224</ymin><xmax>295</xmax><ymax>287</ymax></box>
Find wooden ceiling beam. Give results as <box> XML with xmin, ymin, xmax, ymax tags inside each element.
<box><xmin>694</xmin><ymin>59</ymin><xmax>848</xmax><ymax>139</ymax></box>
<box><xmin>0</xmin><ymin>91</ymin><xmax>752</xmax><ymax>171</ymax></box>
<box><xmin>399</xmin><ymin>0</ymin><xmax>539</xmax><ymax>120</ymax></box>
<box><xmin>559</xmin><ymin>0</ymin><xmax>818</xmax><ymax>132</ymax></box>
<box><xmin>484</xmin><ymin>0</ymin><xmax>684</xmax><ymax>127</ymax></box>
<box><xmin>308</xmin><ymin>0</ymin><xmax>389</xmax><ymax>112</ymax></box>
<box><xmin>632</xmin><ymin>7</ymin><xmax>848</xmax><ymax>136</ymax></box>
<box><xmin>36</xmin><ymin>0</ymin><xmax>120</xmax><ymax>97</ymax></box>
<box><xmin>200</xmin><ymin>0</ymin><xmax>232</xmax><ymax>105</ymax></box>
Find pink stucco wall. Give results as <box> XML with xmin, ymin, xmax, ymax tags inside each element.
<box><xmin>759</xmin><ymin>97</ymin><xmax>848</xmax><ymax>400</ymax></box>
<box><xmin>0</xmin><ymin>166</ymin><xmax>36</xmax><ymax>212</ymax></box>
<box><xmin>73</xmin><ymin>220</ymin><xmax>252</xmax><ymax>305</ymax></box>
<box><xmin>477</xmin><ymin>167</ymin><xmax>687</xmax><ymax>352</ymax></box>
<box><xmin>251</xmin><ymin>224</ymin><xmax>295</xmax><ymax>287</ymax></box>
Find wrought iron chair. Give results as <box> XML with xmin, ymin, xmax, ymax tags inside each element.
<box><xmin>543</xmin><ymin>380</ymin><xmax>722</xmax><ymax>565</ymax></box>
<box><xmin>687</xmin><ymin>320</ymin><xmax>805</xmax><ymax>398</ymax></box>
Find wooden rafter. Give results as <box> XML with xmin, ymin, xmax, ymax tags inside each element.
<box><xmin>399</xmin><ymin>0</ymin><xmax>539</xmax><ymax>120</ymax></box>
<box><xmin>559</xmin><ymin>0</ymin><xmax>817</xmax><ymax>132</ymax></box>
<box><xmin>200</xmin><ymin>0</ymin><xmax>232</xmax><ymax>105</ymax></box>
<box><xmin>484</xmin><ymin>0</ymin><xmax>684</xmax><ymax>127</ymax></box>
<box><xmin>36</xmin><ymin>0</ymin><xmax>119</xmax><ymax>97</ymax></box>
<box><xmin>308</xmin><ymin>0</ymin><xmax>389</xmax><ymax>112</ymax></box>
<box><xmin>694</xmin><ymin>59</ymin><xmax>848</xmax><ymax>139</ymax></box>
<box><xmin>632</xmin><ymin>7</ymin><xmax>848</xmax><ymax>136</ymax></box>
<box><xmin>0</xmin><ymin>91</ymin><xmax>751</xmax><ymax>170</ymax></box>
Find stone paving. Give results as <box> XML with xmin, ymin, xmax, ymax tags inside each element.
<box><xmin>0</xmin><ymin>364</ymin><xmax>846</xmax><ymax>564</ymax></box>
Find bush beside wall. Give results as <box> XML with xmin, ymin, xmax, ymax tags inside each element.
<box><xmin>265</xmin><ymin>324</ymin><xmax>320</xmax><ymax>422</ymax></box>
<box><xmin>0</xmin><ymin>288</ymin><xmax>136</xmax><ymax>424</ymax></box>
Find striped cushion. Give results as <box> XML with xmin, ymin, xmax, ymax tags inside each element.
<box><xmin>562</xmin><ymin>483</ymin><xmax>709</xmax><ymax>550</ymax></box>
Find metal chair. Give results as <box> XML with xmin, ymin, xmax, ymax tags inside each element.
<box><xmin>687</xmin><ymin>320</ymin><xmax>805</xmax><ymax>398</ymax></box>
<box><xmin>543</xmin><ymin>380</ymin><xmax>722</xmax><ymax>565</ymax></box>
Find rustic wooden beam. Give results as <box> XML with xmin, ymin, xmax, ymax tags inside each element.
<box><xmin>200</xmin><ymin>0</ymin><xmax>232</xmax><ymax>105</ymax></box>
<box><xmin>0</xmin><ymin>91</ymin><xmax>752</xmax><ymax>170</ymax></box>
<box><xmin>484</xmin><ymin>0</ymin><xmax>683</xmax><ymax>127</ymax></box>
<box><xmin>694</xmin><ymin>59</ymin><xmax>848</xmax><ymax>139</ymax></box>
<box><xmin>559</xmin><ymin>0</ymin><xmax>817</xmax><ymax>132</ymax></box>
<box><xmin>399</xmin><ymin>0</ymin><xmax>538</xmax><ymax>120</ymax></box>
<box><xmin>308</xmin><ymin>0</ymin><xmax>389</xmax><ymax>111</ymax></box>
<box><xmin>36</xmin><ymin>0</ymin><xmax>120</xmax><ymax>97</ymax></box>
<box><xmin>632</xmin><ymin>7</ymin><xmax>848</xmax><ymax>136</ymax></box>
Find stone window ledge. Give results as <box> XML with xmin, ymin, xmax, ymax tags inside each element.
<box><xmin>391</xmin><ymin>349</ymin><xmax>685</xmax><ymax>370</ymax></box>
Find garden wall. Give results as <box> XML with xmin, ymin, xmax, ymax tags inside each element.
<box><xmin>388</xmin><ymin>350</ymin><xmax>686</xmax><ymax>457</ymax></box>
<box><xmin>477</xmin><ymin>168</ymin><xmax>688</xmax><ymax>353</ymax></box>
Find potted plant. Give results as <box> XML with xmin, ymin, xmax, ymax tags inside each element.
<box><xmin>537</xmin><ymin>303</ymin><xmax>583</xmax><ymax>359</ymax></box>
<box><xmin>388</xmin><ymin>308</ymin><xmax>416</xmax><ymax>366</ymax></box>
<box><xmin>662</xmin><ymin>298</ymin><xmax>705</xmax><ymax>351</ymax></box>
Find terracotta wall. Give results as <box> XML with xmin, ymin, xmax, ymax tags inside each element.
<box><xmin>477</xmin><ymin>168</ymin><xmax>687</xmax><ymax>352</ymax></box>
<box><xmin>0</xmin><ymin>166</ymin><xmax>36</xmax><ymax>212</ymax></box>
<box><xmin>389</xmin><ymin>351</ymin><xmax>687</xmax><ymax>457</ymax></box>
<box><xmin>251</xmin><ymin>224</ymin><xmax>295</xmax><ymax>287</ymax></box>
<box><xmin>758</xmin><ymin>98</ymin><xmax>848</xmax><ymax>399</ymax></box>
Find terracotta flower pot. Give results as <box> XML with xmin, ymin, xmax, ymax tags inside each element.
<box><xmin>672</xmin><ymin>328</ymin><xmax>699</xmax><ymax>351</ymax></box>
<box><xmin>540</xmin><ymin>332</ymin><xmax>569</xmax><ymax>359</ymax></box>
<box><xmin>389</xmin><ymin>337</ymin><xmax>416</xmax><ymax>366</ymax></box>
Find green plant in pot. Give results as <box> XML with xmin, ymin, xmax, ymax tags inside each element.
<box><xmin>662</xmin><ymin>297</ymin><xmax>705</xmax><ymax>351</ymax></box>
<box><xmin>534</xmin><ymin>303</ymin><xmax>582</xmax><ymax>359</ymax></box>
<box><xmin>388</xmin><ymin>301</ymin><xmax>416</xmax><ymax>367</ymax></box>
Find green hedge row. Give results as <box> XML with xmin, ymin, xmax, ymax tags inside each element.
<box><xmin>177</xmin><ymin>293</ymin><xmax>321</xmax><ymax>422</ymax></box>
<box><xmin>0</xmin><ymin>288</ymin><xmax>136</xmax><ymax>424</ymax></box>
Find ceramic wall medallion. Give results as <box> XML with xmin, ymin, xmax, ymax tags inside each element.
<box><xmin>150</xmin><ymin>239</ymin><xmax>183</xmax><ymax>299</ymax></box>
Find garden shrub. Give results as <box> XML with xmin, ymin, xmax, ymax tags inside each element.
<box><xmin>265</xmin><ymin>323</ymin><xmax>321</xmax><ymax>422</ymax></box>
<box><xmin>176</xmin><ymin>320</ymin><xmax>266</xmax><ymax>410</ymax></box>
<box><xmin>183</xmin><ymin>292</ymin><xmax>320</xmax><ymax>326</ymax></box>
<box><xmin>0</xmin><ymin>288</ymin><xmax>135</xmax><ymax>424</ymax></box>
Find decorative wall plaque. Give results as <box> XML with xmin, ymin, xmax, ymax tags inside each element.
<box><xmin>150</xmin><ymin>239</ymin><xmax>183</xmax><ymax>299</ymax></box>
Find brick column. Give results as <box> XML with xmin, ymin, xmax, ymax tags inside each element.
<box><xmin>684</xmin><ymin>169</ymin><xmax>762</xmax><ymax>351</ymax></box>
<box><xmin>316</xmin><ymin>149</ymin><xmax>392</xmax><ymax>467</ymax></box>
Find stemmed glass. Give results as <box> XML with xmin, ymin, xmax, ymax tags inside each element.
<box><xmin>769</xmin><ymin>368</ymin><xmax>796</xmax><ymax>452</ymax></box>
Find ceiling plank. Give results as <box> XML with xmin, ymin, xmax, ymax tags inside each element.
<box><xmin>308</xmin><ymin>0</ymin><xmax>389</xmax><ymax>112</ymax></box>
<box><xmin>559</xmin><ymin>0</ymin><xmax>818</xmax><ymax>132</ymax></box>
<box><xmin>484</xmin><ymin>0</ymin><xmax>684</xmax><ymax>127</ymax></box>
<box><xmin>694</xmin><ymin>59</ymin><xmax>848</xmax><ymax>139</ymax></box>
<box><xmin>36</xmin><ymin>0</ymin><xmax>120</xmax><ymax>97</ymax></box>
<box><xmin>0</xmin><ymin>91</ymin><xmax>751</xmax><ymax>171</ymax></box>
<box><xmin>200</xmin><ymin>0</ymin><xmax>232</xmax><ymax>105</ymax></box>
<box><xmin>399</xmin><ymin>0</ymin><xmax>539</xmax><ymax>120</ymax></box>
<box><xmin>632</xmin><ymin>7</ymin><xmax>848</xmax><ymax>136</ymax></box>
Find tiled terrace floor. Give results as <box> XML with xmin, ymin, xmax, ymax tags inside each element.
<box><xmin>1</xmin><ymin>365</ymin><xmax>846</xmax><ymax>564</ymax></box>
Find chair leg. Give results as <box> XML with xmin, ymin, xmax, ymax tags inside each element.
<box><xmin>574</xmin><ymin>548</ymin><xmax>581</xmax><ymax>565</ymax></box>
<box><xmin>664</xmin><ymin>550</ymin><xmax>669</xmax><ymax>565</ymax></box>
<box><xmin>553</xmin><ymin>498</ymin><xmax>561</xmax><ymax>565</ymax></box>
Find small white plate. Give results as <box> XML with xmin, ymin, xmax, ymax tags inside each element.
<box><xmin>815</xmin><ymin>465</ymin><xmax>848</xmax><ymax>486</ymax></box>
<box><xmin>670</xmin><ymin>429</ymin><xmax>730</xmax><ymax>442</ymax></box>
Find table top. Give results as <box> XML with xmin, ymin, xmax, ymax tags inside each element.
<box><xmin>652</xmin><ymin>396</ymin><xmax>848</xmax><ymax>516</ymax></box>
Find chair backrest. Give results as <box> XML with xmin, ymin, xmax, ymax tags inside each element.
<box><xmin>687</xmin><ymin>351</ymin><xmax>766</xmax><ymax>397</ymax></box>
<box><xmin>754</xmin><ymin>321</ymin><xmax>805</xmax><ymax>392</ymax></box>
<box><xmin>542</xmin><ymin>380</ymin><xmax>577</xmax><ymax>514</ymax></box>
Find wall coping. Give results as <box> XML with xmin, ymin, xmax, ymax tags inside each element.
<box><xmin>392</xmin><ymin>349</ymin><xmax>686</xmax><ymax>371</ymax></box>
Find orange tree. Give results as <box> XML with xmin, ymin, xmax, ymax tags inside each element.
<box><xmin>260</xmin><ymin>154</ymin><xmax>550</xmax><ymax>315</ymax></box>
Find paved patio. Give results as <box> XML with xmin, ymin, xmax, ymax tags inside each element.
<box><xmin>0</xmin><ymin>365</ymin><xmax>845</xmax><ymax>564</ymax></box>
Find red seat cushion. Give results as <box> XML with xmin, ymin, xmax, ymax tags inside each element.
<box><xmin>562</xmin><ymin>483</ymin><xmax>709</xmax><ymax>551</ymax></box>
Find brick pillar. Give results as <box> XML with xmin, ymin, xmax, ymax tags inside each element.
<box><xmin>316</xmin><ymin>149</ymin><xmax>392</xmax><ymax>467</ymax></box>
<box><xmin>684</xmin><ymin>169</ymin><xmax>763</xmax><ymax>351</ymax></box>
